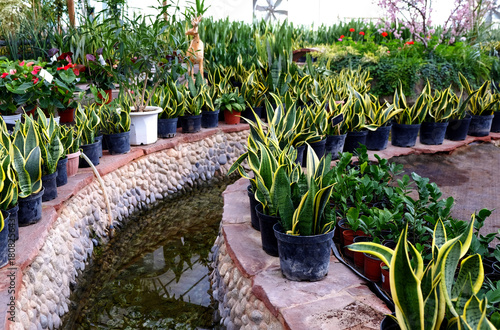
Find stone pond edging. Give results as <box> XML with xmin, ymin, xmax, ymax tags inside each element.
<box><xmin>1</xmin><ymin>123</ymin><xmax>250</xmax><ymax>330</ymax></box>
<box><xmin>210</xmin><ymin>132</ymin><xmax>500</xmax><ymax>330</ymax></box>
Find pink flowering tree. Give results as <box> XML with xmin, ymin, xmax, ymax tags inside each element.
<box><xmin>376</xmin><ymin>0</ymin><xmax>495</xmax><ymax>46</ymax></box>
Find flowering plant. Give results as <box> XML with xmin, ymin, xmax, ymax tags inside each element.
<box><xmin>85</xmin><ymin>48</ymin><xmax>116</xmax><ymax>91</ymax></box>
<box><xmin>39</xmin><ymin>50</ymin><xmax>81</xmax><ymax>114</ymax></box>
<box><xmin>0</xmin><ymin>60</ymin><xmax>45</xmax><ymax>115</ymax></box>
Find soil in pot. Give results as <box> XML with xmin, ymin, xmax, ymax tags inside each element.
<box><xmin>255</xmin><ymin>204</ymin><xmax>279</xmax><ymax>257</ymax></box>
<box><xmin>180</xmin><ymin>114</ymin><xmax>202</xmax><ymax>133</ymax></box>
<box><xmin>419</xmin><ymin>121</ymin><xmax>449</xmax><ymax>145</ymax></box>
<box><xmin>247</xmin><ymin>185</ymin><xmax>260</xmax><ymax>231</ymax></box>
<box><xmin>391</xmin><ymin>123</ymin><xmax>420</xmax><ymax>147</ymax></box>
<box><xmin>80</xmin><ymin>141</ymin><xmax>100</xmax><ymax>168</ymax></box>
<box><xmin>42</xmin><ymin>172</ymin><xmax>58</xmax><ymax>202</ymax></box>
<box><xmin>241</xmin><ymin>106</ymin><xmax>263</xmax><ymax>123</ymax></box>
<box><xmin>158</xmin><ymin>117</ymin><xmax>178</xmax><ymax>138</ymax></box>
<box><xmin>445</xmin><ymin>115</ymin><xmax>471</xmax><ymax>141</ymax></box>
<box><xmin>66</xmin><ymin>151</ymin><xmax>81</xmax><ymax>177</ymax></box>
<box><xmin>364</xmin><ymin>253</ymin><xmax>382</xmax><ymax>282</ymax></box>
<box><xmin>353</xmin><ymin>236</ymin><xmax>373</xmax><ymax>269</ymax></box>
<box><xmin>468</xmin><ymin>114</ymin><xmax>494</xmax><ymax>137</ymax></box>
<box><xmin>56</xmin><ymin>157</ymin><xmax>68</xmax><ymax>187</ymax></box>
<box><xmin>343</xmin><ymin>130</ymin><xmax>368</xmax><ymax>153</ymax></box>
<box><xmin>0</xmin><ymin>210</ymin><xmax>10</xmax><ymax>268</ymax></box>
<box><xmin>18</xmin><ymin>187</ymin><xmax>44</xmax><ymax>226</ymax></box>
<box><xmin>201</xmin><ymin>110</ymin><xmax>219</xmax><ymax>128</ymax></box>
<box><xmin>224</xmin><ymin>110</ymin><xmax>241</xmax><ymax>125</ymax></box>
<box><xmin>7</xmin><ymin>204</ymin><xmax>19</xmax><ymax>241</ymax></box>
<box><xmin>274</xmin><ymin>223</ymin><xmax>335</xmax><ymax>281</ymax></box>
<box><xmin>366</xmin><ymin>125</ymin><xmax>391</xmax><ymax>151</ymax></box>
<box><xmin>104</xmin><ymin>131</ymin><xmax>131</xmax><ymax>155</ymax></box>
<box><xmin>492</xmin><ymin>111</ymin><xmax>500</xmax><ymax>133</ymax></box>
<box><xmin>325</xmin><ymin>134</ymin><xmax>347</xmax><ymax>160</ymax></box>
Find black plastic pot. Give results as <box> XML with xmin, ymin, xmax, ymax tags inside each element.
<box><xmin>445</xmin><ymin>115</ymin><xmax>471</xmax><ymax>141</ymax></box>
<box><xmin>158</xmin><ymin>117</ymin><xmax>178</xmax><ymax>138</ymax></box>
<box><xmin>343</xmin><ymin>130</ymin><xmax>368</xmax><ymax>153</ymax></box>
<box><xmin>391</xmin><ymin>123</ymin><xmax>420</xmax><ymax>147</ymax></box>
<box><xmin>0</xmin><ymin>210</ymin><xmax>9</xmax><ymax>268</ymax></box>
<box><xmin>468</xmin><ymin>114</ymin><xmax>494</xmax><ymax>137</ymax></box>
<box><xmin>295</xmin><ymin>145</ymin><xmax>305</xmax><ymax>165</ymax></box>
<box><xmin>325</xmin><ymin>134</ymin><xmax>347</xmax><ymax>160</ymax></box>
<box><xmin>95</xmin><ymin>134</ymin><xmax>103</xmax><ymax>158</ymax></box>
<box><xmin>7</xmin><ymin>204</ymin><xmax>19</xmax><ymax>241</ymax></box>
<box><xmin>419</xmin><ymin>121</ymin><xmax>449</xmax><ymax>145</ymax></box>
<box><xmin>42</xmin><ymin>172</ymin><xmax>58</xmax><ymax>202</ymax></box>
<box><xmin>247</xmin><ymin>185</ymin><xmax>260</xmax><ymax>231</ymax></box>
<box><xmin>492</xmin><ymin>111</ymin><xmax>500</xmax><ymax>133</ymax></box>
<box><xmin>255</xmin><ymin>204</ymin><xmax>279</xmax><ymax>257</ymax></box>
<box><xmin>366</xmin><ymin>125</ymin><xmax>391</xmax><ymax>151</ymax></box>
<box><xmin>56</xmin><ymin>157</ymin><xmax>68</xmax><ymax>187</ymax></box>
<box><xmin>241</xmin><ymin>106</ymin><xmax>263</xmax><ymax>123</ymax></box>
<box><xmin>302</xmin><ymin>139</ymin><xmax>327</xmax><ymax>165</ymax></box>
<box><xmin>201</xmin><ymin>110</ymin><xmax>220</xmax><ymax>128</ymax></box>
<box><xmin>380</xmin><ymin>315</ymin><xmax>400</xmax><ymax>330</ymax></box>
<box><xmin>104</xmin><ymin>131</ymin><xmax>131</xmax><ymax>155</ymax></box>
<box><xmin>180</xmin><ymin>114</ymin><xmax>202</xmax><ymax>133</ymax></box>
<box><xmin>18</xmin><ymin>187</ymin><xmax>44</xmax><ymax>226</ymax></box>
<box><xmin>80</xmin><ymin>141</ymin><xmax>100</xmax><ymax>168</ymax></box>
<box><xmin>274</xmin><ymin>223</ymin><xmax>334</xmax><ymax>281</ymax></box>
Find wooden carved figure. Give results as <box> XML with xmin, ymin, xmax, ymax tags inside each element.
<box><xmin>186</xmin><ymin>16</ymin><xmax>204</xmax><ymax>81</ymax></box>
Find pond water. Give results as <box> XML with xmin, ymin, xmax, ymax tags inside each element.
<box><xmin>62</xmin><ymin>178</ymin><xmax>234</xmax><ymax>329</ymax></box>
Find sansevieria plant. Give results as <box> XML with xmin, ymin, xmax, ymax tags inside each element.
<box><xmin>98</xmin><ymin>101</ymin><xmax>131</xmax><ymax>135</ymax></box>
<box><xmin>459</xmin><ymin>73</ymin><xmax>498</xmax><ymax>116</ymax></box>
<box><xmin>348</xmin><ymin>216</ymin><xmax>496</xmax><ymax>329</ymax></box>
<box><xmin>11</xmin><ymin>115</ymin><xmax>42</xmax><ymax>198</ymax></box>
<box><xmin>393</xmin><ymin>83</ymin><xmax>430</xmax><ymax>125</ymax></box>
<box><xmin>353</xmin><ymin>91</ymin><xmax>401</xmax><ymax>130</ymax></box>
<box><xmin>35</xmin><ymin>109</ymin><xmax>64</xmax><ymax>176</ymax></box>
<box><xmin>75</xmin><ymin>104</ymin><xmax>101</xmax><ymax>145</ymax></box>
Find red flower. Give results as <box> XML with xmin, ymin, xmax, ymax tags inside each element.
<box><xmin>349</xmin><ymin>28</ymin><xmax>355</xmax><ymax>32</ymax></box>
<box><xmin>57</xmin><ymin>52</ymin><xmax>73</xmax><ymax>62</ymax></box>
<box><xmin>359</xmin><ymin>31</ymin><xmax>365</xmax><ymax>36</ymax></box>
<box><xmin>57</xmin><ymin>67</ymin><xmax>64</xmax><ymax>71</ymax></box>
<box><xmin>26</xmin><ymin>61</ymin><xmax>34</xmax><ymax>67</ymax></box>
<box><xmin>1</xmin><ymin>73</ymin><xmax>8</xmax><ymax>78</ymax></box>
<box><xmin>32</xmin><ymin>77</ymin><xmax>39</xmax><ymax>84</ymax></box>
<box><xmin>381</xmin><ymin>32</ymin><xmax>388</xmax><ymax>37</ymax></box>
<box><xmin>19</xmin><ymin>60</ymin><xmax>25</xmax><ymax>66</ymax></box>
<box><xmin>73</xmin><ymin>68</ymin><xmax>80</xmax><ymax>76</ymax></box>
<box><xmin>340</xmin><ymin>35</ymin><xmax>345</xmax><ymax>39</ymax></box>
<box><xmin>405</xmin><ymin>40</ymin><xmax>415</xmax><ymax>45</ymax></box>
<box><xmin>9</xmin><ymin>69</ymin><xmax>16</xmax><ymax>75</ymax></box>
<box><xmin>31</xmin><ymin>65</ymin><xmax>42</xmax><ymax>75</ymax></box>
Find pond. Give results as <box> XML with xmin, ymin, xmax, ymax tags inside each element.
<box><xmin>62</xmin><ymin>178</ymin><xmax>234</xmax><ymax>329</ymax></box>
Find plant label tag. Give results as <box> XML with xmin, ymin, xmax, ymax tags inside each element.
<box><xmin>331</xmin><ymin>114</ymin><xmax>343</xmax><ymax>126</ymax></box>
<box><xmin>39</xmin><ymin>69</ymin><xmax>53</xmax><ymax>84</ymax></box>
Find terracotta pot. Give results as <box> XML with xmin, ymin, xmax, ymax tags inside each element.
<box><xmin>380</xmin><ymin>262</ymin><xmax>391</xmax><ymax>293</ymax></box>
<box><xmin>342</xmin><ymin>230</ymin><xmax>365</xmax><ymax>259</ymax></box>
<box><xmin>353</xmin><ymin>236</ymin><xmax>372</xmax><ymax>269</ymax></box>
<box><xmin>364</xmin><ymin>253</ymin><xmax>382</xmax><ymax>282</ymax></box>
<box><xmin>66</xmin><ymin>151</ymin><xmax>81</xmax><ymax>177</ymax></box>
<box><xmin>224</xmin><ymin>110</ymin><xmax>241</xmax><ymax>125</ymax></box>
<box><xmin>336</xmin><ymin>219</ymin><xmax>351</xmax><ymax>245</ymax></box>
<box><xmin>58</xmin><ymin>108</ymin><xmax>75</xmax><ymax>123</ymax></box>
<box><xmin>96</xmin><ymin>89</ymin><xmax>112</xmax><ymax>105</ymax></box>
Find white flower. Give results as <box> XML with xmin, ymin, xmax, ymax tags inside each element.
<box><xmin>460</xmin><ymin>36</ymin><xmax>466</xmax><ymax>41</ymax></box>
<box><xmin>98</xmin><ymin>54</ymin><xmax>106</xmax><ymax>66</ymax></box>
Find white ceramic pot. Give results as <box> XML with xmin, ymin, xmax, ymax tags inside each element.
<box><xmin>129</xmin><ymin>106</ymin><xmax>163</xmax><ymax>145</ymax></box>
<box><xmin>1</xmin><ymin>113</ymin><xmax>22</xmax><ymax>126</ymax></box>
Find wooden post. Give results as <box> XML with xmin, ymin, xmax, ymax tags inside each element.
<box><xmin>163</xmin><ymin>1</ymin><xmax>168</xmax><ymax>21</ymax></box>
<box><xmin>67</xmin><ymin>0</ymin><xmax>76</xmax><ymax>27</ymax></box>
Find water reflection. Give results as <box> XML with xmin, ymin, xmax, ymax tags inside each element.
<box><xmin>63</xmin><ymin>179</ymin><xmax>233</xmax><ymax>329</ymax></box>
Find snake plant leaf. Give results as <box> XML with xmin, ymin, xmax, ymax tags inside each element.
<box><xmin>274</xmin><ymin>166</ymin><xmax>294</xmax><ymax>231</ymax></box>
<box><xmin>408</xmin><ymin>242</ymin><xmax>424</xmax><ymax>279</ymax></box>
<box><xmin>313</xmin><ymin>184</ymin><xmax>335</xmax><ymax>234</ymax></box>
<box><xmin>422</xmin><ymin>285</ymin><xmax>439</xmax><ymax>330</ymax></box>
<box><xmin>463</xmin><ymin>295</ymin><xmax>487</xmax><ymax>329</ymax></box>
<box><xmin>440</xmin><ymin>240</ymin><xmax>462</xmax><ymax>317</ymax></box>
<box><xmin>347</xmin><ymin>242</ymin><xmax>394</xmax><ymax>267</ymax></box>
<box><xmin>453</xmin><ymin>273</ymin><xmax>475</xmax><ymax>316</ymax></box>
<box><xmin>391</xmin><ymin>226</ymin><xmax>424</xmax><ymax>330</ymax></box>
<box><xmin>452</xmin><ymin>254</ymin><xmax>484</xmax><ymax>300</ymax></box>
<box><xmin>458</xmin><ymin>214</ymin><xmax>476</xmax><ymax>259</ymax></box>
<box><xmin>433</xmin><ymin>219</ymin><xmax>447</xmax><ymax>250</ymax></box>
